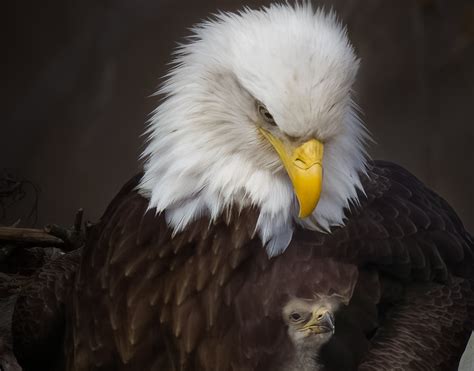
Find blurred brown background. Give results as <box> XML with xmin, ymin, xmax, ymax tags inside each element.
<box><xmin>2</xmin><ymin>0</ymin><xmax>474</xmax><ymax>230</ymax></box>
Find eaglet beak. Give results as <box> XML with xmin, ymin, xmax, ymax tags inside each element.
<box><xmin>301</xmin><ymin>310</ymin><xmax>335</xmax><ymax>335</ymax></box>
<box><xmin>259</xmin><ymin>128</ymin><xmax>324</xmax><ymax>218</ymax></box>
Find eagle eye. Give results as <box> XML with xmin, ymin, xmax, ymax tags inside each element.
<box><xmin>257</xmin><ymin>103</ymin><xmax>276</xmax><ymax>126</ymax></box>
<box><xmin>289</xmin><ymin>312</ymin><xmax>302</xmax><ymax>322</ymax></box>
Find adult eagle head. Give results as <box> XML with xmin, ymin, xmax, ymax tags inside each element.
<box><xmin>139</xmin><ymin>3</ymin><xmax>368</xmax><ymax>256</ymax></box>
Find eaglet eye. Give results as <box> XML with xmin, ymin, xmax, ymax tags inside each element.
<box><xmin>257</xmin><ymin>103</ymin><xmax>276</xmax><ymax>126</ymax></box>
<box><xmin>289</xmin><ymin>312</ymin><xmax>302</xmax><ymax>322</ymax></box>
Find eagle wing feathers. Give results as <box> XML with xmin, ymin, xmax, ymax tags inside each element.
<box><xmin>11</xmin><ymin>161</ymin><xmax>474</xmax><ymax>370</ymax></box>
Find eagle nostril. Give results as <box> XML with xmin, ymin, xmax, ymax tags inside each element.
<box><xmin>294</xmin><ymin>159</ymin><xmax>306</xmax><ymax>168</ymax></box>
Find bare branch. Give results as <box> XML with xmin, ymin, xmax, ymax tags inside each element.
<box><xmin>0</xmin><ymin>227</ymin><xmax>64</xmax><ymax>247</ymax></box>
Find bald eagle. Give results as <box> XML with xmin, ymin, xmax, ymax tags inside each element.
<box><xmin>12</xmin><ymin>3</ymin><xmax>474</xmax><ymax>371</ymax></box>
<box><xmin>282</xmin><ymin>295</ymin><xmax>337</xmax><ymax>371</ymax></box>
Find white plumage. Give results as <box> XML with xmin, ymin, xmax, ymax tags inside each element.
<box><xmin>139</xmin><ymin>3</ymin><xmax>369</xmax><ymax>256</ymax></box>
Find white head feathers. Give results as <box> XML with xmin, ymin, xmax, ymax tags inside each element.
<box><xmin>138</xmin><ymin>3</ymin><xmax>369</xmax><ymax>256</ymax></box>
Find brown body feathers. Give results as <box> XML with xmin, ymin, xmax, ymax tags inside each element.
<box><xmin>12</xmin><ymin>161</ymin><xmax>474</xmax><ymax>370</ymax></box>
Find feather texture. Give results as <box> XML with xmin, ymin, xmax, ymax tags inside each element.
<box><xmin>12</xmin><ymin>161</ymin><xmax>474</xmax><ymax>370</ymax></box>
<box><xmin>138</xmin><ymin>4</ymin><xmax>368</xmax><ymax>256</ymax></box>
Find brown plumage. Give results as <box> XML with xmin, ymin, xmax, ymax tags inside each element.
<box><xmin>13</xmin><ymin>249</ymin><xmax>81</xmax><ymax>370</ymax></box>
<box><xmin>11</xmin><ymin>160</ymin><xmax>474</xmax><ymax>370</ymax></box>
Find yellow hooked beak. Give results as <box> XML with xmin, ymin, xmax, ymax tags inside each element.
<box><xmin>259</xmin><ymin>128</ymin><xmax>324</xmax><ymax>218</ymax></box>
<box><xmin>301</xmin><ymin>310</ymin><xmax>335</xmax><ymax>334</ymax></box>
